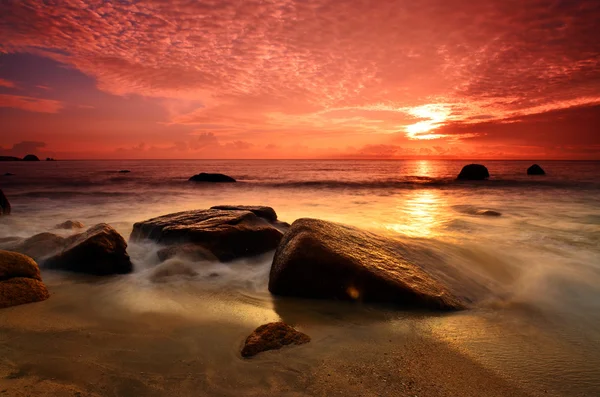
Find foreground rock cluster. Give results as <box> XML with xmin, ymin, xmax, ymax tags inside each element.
<box><xmin>0</xmin><ymin>250</ymin><xmax>49</xmax><ymax>308</ymax></box>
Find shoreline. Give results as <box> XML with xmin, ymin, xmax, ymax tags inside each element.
<box><xmin>0</xmin><ymin>273</ymin><xmax>537</xmax><ymax>397</ymax></box>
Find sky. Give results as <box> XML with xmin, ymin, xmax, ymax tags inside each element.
<box><xmin>0</xmin><ymin>0</ymin><xmax>599</xmax><ymax>159</ymax></box>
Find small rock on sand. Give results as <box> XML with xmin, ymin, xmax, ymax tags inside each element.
<box><xmin>241</xmin><ymin>322</ymin><xmax>310</xmax><ymax>358</ymax></box>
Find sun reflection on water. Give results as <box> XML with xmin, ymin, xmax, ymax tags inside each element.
<box><xmin>385</xmin><ymin>189</ymin><xmax>444</xmax><ymax>238</ymax></box>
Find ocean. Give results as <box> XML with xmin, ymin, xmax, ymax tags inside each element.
<box><xmin>1</xmin><ymin>159</ymin><xmax>599</xmax><ymax>396</ymax></box>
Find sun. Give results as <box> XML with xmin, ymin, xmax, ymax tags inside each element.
<box><xmin>405</xmin><ymin>104</ymin><xmax>450</xmax><ymax>140</ymax></box>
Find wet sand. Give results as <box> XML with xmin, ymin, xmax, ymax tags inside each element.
<box><xmin>0</xmin><ymin>273</ymin><xmax>537</xmax><ymax>397</ymax></box>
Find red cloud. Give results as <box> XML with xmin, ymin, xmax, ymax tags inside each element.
<box><xmin>0</xmin><ymin>94</ymin><xmax>62</xmax><ymax>113</ymax></box>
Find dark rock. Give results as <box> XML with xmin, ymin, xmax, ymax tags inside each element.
<box><xmin>55</xmin><ymin>220</ymin><xmax>85</xmax><ymax>230</ymax></box>
<box><xmin>22</xmin><ymin>154</ymin><xmax>40</xmax><ymax>161</ymax></box>
<box><xmin>9</xmin><ymin>232</ymin><xmax>68</xmax><ymax>262</ymax></box>
<box><xmin>457</xmin><ymin>164</ymin><xmax>489</xmax><ymax>180</ymax></box>
<box><xmin>0</xmin><ymin>250</ymin><xmax>50</xmax><ymax>308</ymax></box>
<box><xmin>0</xmin><ymin>189</ymin><xmax>10</xmax><ymax>215</ymax></box>
<box><xmin>189</xmin><ymin>173</ymin><xmax>236</xmax><ymax>183</ymax></box>
<box><xmin>149</xmin><ymin>261</ymin><xmax>199</xmax><ymax>283</ymax></box>
<box><xmin>241</xmin><ymin>322</ymin><xmax>310</xmax><ymax>358</ymax></box>
<box><xmin>156</xmin><ymin>244</ymin><xmax>218</xmax><ymax>262</ymax></box>
<box><xmin>0</xmin><ymin>156</ymin><xmax>21</xmax><ymax>161</ymax></box>
<box><xmin>131</xmin><ymin>209</ymin><xmax>283</xmax><ymax>262</ymax></box>
<box><xmin>269</xmin><ymin>218</ymin><xmax>467</xmax><ymax>311</ymax></box>
<box><xmin>118</xmin><ymin>170</ymin><xmax>131</xmax><ymax>173</ymax></box>
<box><xmin>211</xmin><ymin>205</ymin><xmax>278</xmax><ymax>222</ymax></box>
<box><xmin>45</xmin><ymin>158</ymin><xmax>56</xmax><ymax>161</ymax></box>
<box><xmin>3</xmin><ymin>173</ymin><xmax>14</xmax><ymax>176</ymax></box>
<box><xmin>44</xmin><ymin>224</ymin><xmax>132</xmax><ymax>275</ymax></box>
<box><xmin>527</xmin><ymin>164</ymin><xmax>545</xmax><ymax>175</ymax></box>
<box><xmin>475</xmin><ymin>210</ymin><xmax>502</xmax><ymax>217</ymax></box>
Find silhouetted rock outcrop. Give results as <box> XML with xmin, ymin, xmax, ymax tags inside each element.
<box><xmin>44</xmin><ymin>224</ymin><xmax>132</xmax><ymax>275</ymax></box>
<box><xmin>241</xmin><ymin>322</ymin><xmax>310</xmax><ymax>358</ymax></box>
<box><xmin>457</xmin><ymin>164</ymin><xmax>489</xmax><ymax>180</ymax></box>
<box><xmin>118</xmin><ymin>170</ymin><xmax>131</xmax><ymax>173</ymax></box>
<box><xmin>0</xmin><ymin>156</ymin><xmax>21</xmax><ymax>161</ymax></box>
<box><xmin>0</xmin><ymin>250</ymin><xmax>50</xmax><ymax>308</ymax></box>
<box><xmin>131</xmin><ymin>208</ymin><xmax>284</xmax><ymax>262</ymax></box>
<box><xmin>22</xmin><ymin>154</ymin><xmax>40</xmax><ymax>161</ymax></box>
<box><xmin>55</xmin><ymin>220</ymin><xmax>85</xmax><ymax>230</ymax></box>
<box><xmin>527</xmin><ymin>164</ymin><xmax>545</xmax><ymax>175</ymax></box>
<box><xmin>189</xmin><ymin>173</ymin><xmax>236</xmax><ymax>182</ymax></box>
<box><xmin>3</xmin><ymin>173</ymin><xmax>15</xmax><ymax>176</ymax></box>
<box><xmin>269</xmin><ymin>218</ymin><xmax>467</xmax><ymax>311</ymax></box>
<box><xmin>0</xmin><ymin>189</ymin><xmax>10</xmax><ymax>215</ymax></box>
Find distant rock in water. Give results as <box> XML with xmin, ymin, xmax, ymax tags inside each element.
<box><xmin>0</xmin><ymin>189</ymin><xmax>10</xmax><ymax>215</ymax></box>
<box><xmin>269</xmin><ymin>218</ymin><xmax>467</xmax><ymax>311</ymax></box>
<box><xmin>55</xmin><ymin>220</ymin><xmax>85</xmax><ymax>230</ymax></box>
<box><xmin>0</xmin><ymin>156</ymin><xmax>21</xmax><ymax>161</ymax></box>
<box><xmin>457</xmin><ymin>164</ymin><xmax>489</xmax><ymax>180</ymax></box>
<box><xmin>131</xmin><ymin>207</ymin><xmax>284</xmax><ymax>262</ymax></box>
<box><xmin>189</xmin><ymin>173</ymin><xmax>236</xmax><ymax>183</ymax></box>
<box><xmin>527</xmin><ymin>164</ymin><xmax>545</xmax><ymax>175</ymax></box>
<box><xmin>45</xmin><ymin>157</ymin><xmax>56</xmax><ymax>161</ymax></box>
<box><xmin>22</xmin><ymin>154</ymin><xmax>40</xmax><ymax>161</ymax></box>
<box><xmin>44</xmin><ymin>223</ymin><xmax>133</xmax><ymax>275</ymax></box>
<box><xmin>241</xmin><ymin>322</ymin><xmax>310</xmax><ymax>358</ymax></box>
<box><xmin>476</xmin><ymin>210</ymin><xmax>502</xmax><ymax>217</ymax></box>
<box><xmin>118</xmin><ymin>170</ymin><xmax>131</xmax><ymax>173</ymax></box>
<box><xmin>0</xmin><ymin>250</ymin><xmax>50</xmax><ymax>308</ymax></box>
<box><xmin>3</xmin><ymin>173</ymin><xmax>15</xmax><ymax>176</ymax></box>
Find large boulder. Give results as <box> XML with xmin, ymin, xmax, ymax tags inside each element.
<box><xmin>22</xmin><ymin>154</ymin><xmax>40</xmax><ymax>161</ymax></box>
<box><xmin>156</xmin><ymin>244</ymin><xmax>218</xmax><ymax>262</ymax></box>
<box><xmin>211</xmin><ymin>205</ymin><xmax>278</xmax><ymax>222</ymax></box>
<box><xmin>189</xmin><ymin>173</ymin><xmax>236</xmax><ymax>183</ymax></box>
<box><xmin>241</xmin><ymin>322</ymin><xmax>310</xmax><ymax>358</ymax></box>
<box><xmin>269</xmin><ymin>219</ymin><xmax>467</xmax><ymax>311</ymax></box>
<box><xmin>527</xmin><ymin>164</ymin><xmax>545</xmax><ymax>175</ymax></box>
<box><xmin>0</xmin><ymin>250</ymin><xmax>49</xmax><ymax>308</ymax></box>
<box><xmin>0</xmin><ymin>189</ymin><xmax>10</xmax><ymax>215</ymax></box>
<box><xmin>457</xmin><ymin>164</ymin><xmax>489</xmax><ymax>180</ymax></box>
<box><xmin>44</xmin><ymin>224</ymin><xmax>132</xmax><ymax>275</ymax></box>
<box><xmin>131</xmin><ymin>208</ymin><xmax>284</xmax><ymax>262</ymax></box>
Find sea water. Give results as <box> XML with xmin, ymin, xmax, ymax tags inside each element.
<box><xmin>1</xmin><ymin>159</ymin><xmax>599</xmax><ymax>395</ymax></box>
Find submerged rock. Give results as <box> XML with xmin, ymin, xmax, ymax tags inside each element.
<box><xmin>23</xmin><ymin>154</ymin><xmax>40</xmax><ymax>161</ymax></box>
<box><xmin>475</xmin><ymin>210</ymin><xmax>502</xmax><ymax>217</ymax></box>
<box><xmin>241</xmin><ymin>322</ymin><xmax>310</xmax><ymax>358</ymax></box>
<box><xmin>44</xmin><ymin>224</ymin><xmax>132</xmax><ymax>275</ymax></box>
<box><xmin>9</xmin><ymin>232</ymin><xmax>67</xmax><ymax>262</ymax></box>
<box><xmin>0</xmin><ymin>250</ymin><xmax>49</xmax><ymax>308</ymax></box>
<box><xmin>457</xmin><ymin>164</ymin><xmax>489</xmax><ymax>180</ymax></box>
<box><xmin>0</xmin><ymin>189</ymin><xmax>10</xmax><ymax>215</ymax></box>
<box><xmin>188</xmin><ymin>173</ymin><xmax>236</xmax><ymax>183</ymax></box>
<box><xmin>55</xmin><ymin>220</ymin><xmax>85</xmax><ymax>230</ymax></box>
<box><xmin>118</xmin><ymin>170</ymin><xmax>131</xmax><ymax>173</ymax></box>
<box><xmin>156</xmin><ymin>244</ymin><xmax>218</xmax><ymax>262</ymax></box>
<box><xmin>3</xmin><ymin>173</ymin><xmax>14</xmax><ymax>176</ymax></box>
<box><xmin>527</xmin><ymin>164</ymin><xmax>545</xmax><ymax>175</ymax></box>
<box><xmin>269</xmin><ymin>218</ymin><xmax>467</xmax><ymax>311</ymax></box>
<box><xmin>131</xmin><ymin>208</ymin><xmax>284</xmax><ymax>262</ymax></box>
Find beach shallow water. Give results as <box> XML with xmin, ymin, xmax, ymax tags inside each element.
<box><xmin>1</xmin><ymin>160</ymin><xmax>600</xmax><ymax>396</ymax></box>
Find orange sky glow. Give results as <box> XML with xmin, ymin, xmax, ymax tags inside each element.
<box><xmin>0</xmin><ymin>0</ymin><xmax>599</xmax><ymax>159</ymax></box>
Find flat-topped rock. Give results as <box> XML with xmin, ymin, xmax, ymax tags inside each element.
<box><xmin>241</xmin><ymin>322</ymin><xmax>310</xmax><ymax>358</ymax></box>
<box><xmin>0</xmin><ymin>189</ymin><xmax>10</xmax><ymax>215</ymax></box>
<box><xmin>189</xmin><ymin>173</ymin><xmax>236</xmax><ymax>183</ymax></box>
<box><xmin>44</xmin><ymin>223</ymin><xmax>132</xmax><ymax>275</ymax></box>
<box><xmin>211</xmin><ymin>205</ymin><xmax>278</xmax><ymax>222</ymax></box>
<box><xmin>0</xmin><ymin>250</ymin><xmax>49</xmax><ymax>308</ymax></box>
<box><xmin>457</xmin><ymin>164</ymin><xmax>489</xmax><ymax>180</ymax></box>
<box><xmin>527</xmin><ymin>164</ymin><xmax>545</xmax><ymax>175</ymax></box>
<box><xmin>269</xmin><ymin>218</ymin><xmax>467</xmax><ymax>311</ymax></box>
<box><xmin>131</xmin><ymin>208</ymin><xmax>284</xmax><ymax>262</ymax></box>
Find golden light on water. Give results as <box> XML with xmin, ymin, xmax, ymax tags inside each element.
<box><xmin>385</xmin><ymin>189</ymin><xmax>443</xmax><ymax>238</ymax></box>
